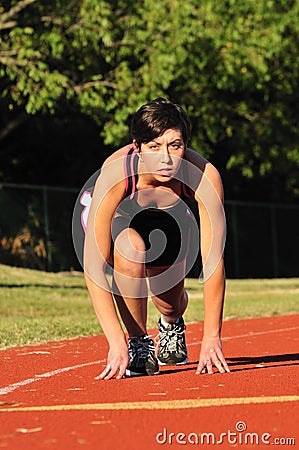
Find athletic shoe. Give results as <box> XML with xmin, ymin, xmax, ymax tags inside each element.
<box><xmin>157</xmin><ymin>317</ymin><xmax>188</xmax><ymax>365</ymax></box>
<box><xmin>126</xmin><ymin>334</ymin><xmax>160</xmax><ymax>377</ymax></box>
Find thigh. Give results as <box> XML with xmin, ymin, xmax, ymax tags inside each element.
<box><xmin>111</xmin><ymin>215</ymin><xmax>130</xmax><ymax>243</ymax></box>
<box><xmin>112</xmin><ymin>216</ymin><xmax>146</xmax><ymax>266</ymax></box>
<box><xmin>114</xmin><ymin>228</ymin><xmax>146</xmax><ymax>263</ymax></box>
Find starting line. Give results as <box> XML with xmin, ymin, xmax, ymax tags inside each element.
<box><xmin>1</xmin><ymin>395</ymin><xmax>298</xmax><ymax>412</ymax></box>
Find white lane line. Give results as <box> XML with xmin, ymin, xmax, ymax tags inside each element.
<box><xmin>1</xmin><ymin>325</ymin><xmax>298</xmax><ymax>396</ymax></box>
<box><xmin>222</xmin><ymin>326</ymin><xmax>299</xmax><ymax>341</ymax></box>
<box><xmin>0</xmin><ymin>359</ymin><xmax>104</xmax><ymax>396</ymax></box>
<box><xmin>188</xmin><ymin>326</ymin><xmax>299</xmax><ymax>346</ymax></box>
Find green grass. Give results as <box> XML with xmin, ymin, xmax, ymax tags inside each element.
<box><xmin>0</xmin><ymin>264</ymin><xmax>298</xmax><ymax>349</ymax></box>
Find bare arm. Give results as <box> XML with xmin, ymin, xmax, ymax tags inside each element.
<box><xmin>84</xmin><ymin>153</ymin><xmax>129</xmax><ymax>379</ymax></box>
<box><xmin>193</xmin><ymin>159</ymin><xmax>230</xmax><ymax>374</ymax></box>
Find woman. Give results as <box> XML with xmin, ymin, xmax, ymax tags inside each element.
<box><xmin>84</xmin><ymin>98</ymin><xmax>230</xmax><ymax>379</ymax></box>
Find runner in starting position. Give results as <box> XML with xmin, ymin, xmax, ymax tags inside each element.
<box><xmin>83</xmin><ymin>98</ymin><xmax>230</xmax><ymax>379</ymax></box>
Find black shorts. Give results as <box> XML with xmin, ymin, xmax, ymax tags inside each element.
<box><xmin>112</xmin><ymin>206</ymin><xmax>197</xmax><ymax>268</ymax></box>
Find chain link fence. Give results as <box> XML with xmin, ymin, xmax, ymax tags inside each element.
<box><xmin>0</xmin><ymin>183</ymin><xmax>78</xmax><ymax>272</ymax></box>
<box><xmin>0</xmin><ymin>182</ymin><xmax>298</xmax><ymax>278</ymax></box>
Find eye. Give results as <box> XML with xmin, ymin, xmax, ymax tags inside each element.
<box><xmin>170</xmin><ymin>143</ymin><xmax>182</xmax><ymax>150</ymax></box>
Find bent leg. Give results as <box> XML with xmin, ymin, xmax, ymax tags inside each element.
<box><xmin>148</xmin><ymin>262</ymin><xmax>189</xmax><ymax>365</ymax></box>
<box><xmin>147</xmin><ymin>261</ymin><xmax>188</xmax><ymax>324</ymax></box>
<box><xmin>113</xmin><ymin>228</ymin><xmax>148</xmax><ymax>337</ymax></box>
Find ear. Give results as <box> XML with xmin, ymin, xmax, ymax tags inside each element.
<box><xmin>132</xmin><ymin>140</ymin><xmax>144</xmax><ymax>161</ymax></box>
<box><xmin>132</xmin><ymin>139</ymin><xmax>139</xmax><ymax>152</ymax></box>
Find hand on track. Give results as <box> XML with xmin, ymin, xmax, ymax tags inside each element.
<box><xmin>196</xmin><ymin>336</ymin><xmax>230</xmax><ymax>375</ymax></box>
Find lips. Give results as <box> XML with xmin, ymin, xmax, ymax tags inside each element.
<box><xmin>157</xmin><ymin>168</ymin><xmax>172</xmax><ymax>176</ymax></box>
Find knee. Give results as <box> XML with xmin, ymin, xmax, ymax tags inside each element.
<box><xmin>158</xmin><ymin>302</ymin><xmax>180</xmax><ymax>318</ymax></box>
<box><xmin>153</xmin><ymin>289</ymin><xmax>188</xmax><ymax>318</ymax></box>
<box><xmin>114</xmin><ymin>229</ymin><xmax>146</xmax><ymax>274</ymax></box>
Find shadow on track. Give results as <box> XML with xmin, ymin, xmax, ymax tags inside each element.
<box><xmin>227</xmin><ymin>353</ymin><xmax>299</xmax><ymax>372</ymax></box>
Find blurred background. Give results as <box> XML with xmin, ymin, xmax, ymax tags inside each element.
<box><xmin>0</xmin><ymin>0</ymin><xmax>298</xmax><ymax>278</ymax></box>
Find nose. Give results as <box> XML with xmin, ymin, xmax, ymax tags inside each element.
<box><xmin>160</xmin><ymin>146</ymin><xmax>171</xmax><ymax>164</ymax></box>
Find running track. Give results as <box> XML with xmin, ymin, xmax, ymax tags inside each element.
<box><xmin>1</xmin><ymin>314</ymin><xmax>298</xmax><ymax>449</ymax></box>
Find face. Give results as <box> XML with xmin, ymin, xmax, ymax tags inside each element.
<box><xmin>135</xmin><ymin>128</ymin><xmax>185</xmax><ymax>182</ymax></box>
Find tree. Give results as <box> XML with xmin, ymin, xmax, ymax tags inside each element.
<box><xmin>1</xmin><ymin>0</ymin><xmax>298</xmax><ymax>200</ymax></box>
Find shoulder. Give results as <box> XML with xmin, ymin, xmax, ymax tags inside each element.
<box><xmin>185</xmin><ymin>148</ymin><xmax>224</xmax><ymax>203</ymax></box>
<box><xmin>93</xmin><ymin>144</ymin><xmax>133</xmax><ymax>198</ymax></box>
<box><xmin>185</xmin><ymin>148</ymin><xmax>208</xmax><ymax>169</ymax></box>
<box><xmin>102</xmin><ymin>144</ymin><xmax>133</xmax><ymax>167</ymax></box>
<box><xmin>97</xmin><ymin>144</ymin><xmax>133</xmax><ymax>184</ymax></box>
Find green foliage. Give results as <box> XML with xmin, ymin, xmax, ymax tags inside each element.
<box><xmin>0</xmin><ymin>0</ymin><xmax>298</xmax><ymax>198</ymax></box>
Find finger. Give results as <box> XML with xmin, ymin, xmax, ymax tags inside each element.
<box><xmin>208</xmin><ymin>349</ymin><xmax>223</xmax><ymax>372</ymax></box>
<box><xmin>197</xmin><ymin>357</ymin><xmax>213</xmax><ymax>375</ymax></box>
<box><xmin>104</xmin><ymin>364</ymin><xmax>119</xmax><ymax>380</ymax></box>
<box><xmin>207</xmin><ymin>349</ymin><xmax>225</xmax><ymax>373</ymax></box>
<box><xmin>196</xmin><ymin>355</ymin><xmax>214</xmax><ymax>374</ymax></box>
<box><xmin>116</xmin><ymin>364</ymin><xmax>127</xmax><ymax>380</ymax></box>
<box><xmin>221</xmin><ymin>359</ymin><xmax>230</xmax><ymax>373</ymax></box>
<box><xmin>205</xmin><ymin>359</ymin><xmax>213</xmax><ymax>374</ymax></box>
<box><xmin>196</xmin><ymin>359</ymin><xmax>206</xmax><ymax>375</ymax></box>
<box><xmin>219</xmin><ymin>356</ymin><xmax>230</xmax><ymax>373</ymax></box>
<box><xmin>97</xmin><ymin>364</ymin><xmax>115</xmax><ymax>380</ymax></box>
<box><xmin>214</xmin><ymin>349</ymin><xmax>230</xmax><ymax>373</ymax></box>
<box><xmin>213</xmin><ymin>358</ymin><xmax>225</xmax><ymax>373</ymax></box>
<box><xmin>95</xmin><ymin>364</ymin><xmax>110</xmax><ymax>380</ymax></box>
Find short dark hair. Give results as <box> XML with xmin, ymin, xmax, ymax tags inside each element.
<box><xmin>130</xmin><ymin>98</ymin><xmax>191</xmax><ymax>149</ymax></box>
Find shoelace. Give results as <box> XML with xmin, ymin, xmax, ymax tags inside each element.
<box><xmin>129</xmin><ymin>337</ymin><xmax>155</xmax><ymax>360</ymax></box>
<box><xmin>157</xmin><ymin>325</ymin><xmax>185</xmax><ymax>353</ymax></box>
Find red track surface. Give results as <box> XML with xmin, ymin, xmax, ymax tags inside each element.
<box><xmin>1</xmin><ymin>314</ymin><xmax>298</xmax><ymax>449</ymax></box>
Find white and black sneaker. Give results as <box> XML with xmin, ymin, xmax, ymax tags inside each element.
<box><xmin>126</xmin><ymin>334</ymin><xmax>160</xmax><ymax>377</ymax></box>
<box><xmin>157</xmin><ymin>317</ymin><xmax>188</xmax><ymax>366</ymax></box>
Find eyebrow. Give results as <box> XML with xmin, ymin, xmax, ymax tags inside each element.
<box><xmin>149</xmin><ymin>139</ymin><xmax>183</xmax><ymax>145</ymax></box>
